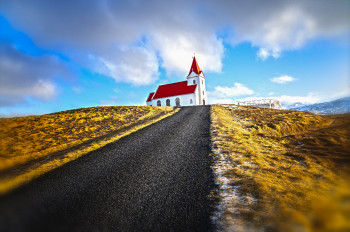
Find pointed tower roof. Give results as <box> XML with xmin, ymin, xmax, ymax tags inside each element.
<box><xmin>187</xmin><ymin>56</ymin><xmax>202</xmax><ymax>76</ymax></box>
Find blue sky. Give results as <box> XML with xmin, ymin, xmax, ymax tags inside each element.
<box><xmin>0</xmin><ymin>0</ymin><xmax>349</xmax><ymax>116</ymax></box>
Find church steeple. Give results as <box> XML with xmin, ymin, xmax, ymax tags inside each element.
<box><xmin>186</xmin><ymin>56</ymin><xmax>207</xmax><ymax>105</ymax></box>
<box><xmin>188</xmin><ymin>56</ymin><xmax>202</xmax><ymax>76</ymax></box>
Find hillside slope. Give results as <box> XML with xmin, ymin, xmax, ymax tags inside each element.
<box><xmin>0</xmin><ymin>106</ymin><xmax>178</xmax><ymax>194</ymax></box>
<box><xmin>210</xmin><ymin>104</ymin><xmax>350</xmax><ymax>231</ymax></box>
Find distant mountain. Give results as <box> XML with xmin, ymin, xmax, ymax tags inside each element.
<box><xmin>289</xmin><ymin>97</ymin><xmax>350</xmax><ymax>115</ymax></box>
<box><xmin>286</xmin><ymin>102</ymin><xmax>307</xmax><ymax>109</ymax></box>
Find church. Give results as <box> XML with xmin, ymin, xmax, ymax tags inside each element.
<box><xmin>146</xmin><ymin>56</ymin><xmax>207</xmax><ymax>107</ymax></box>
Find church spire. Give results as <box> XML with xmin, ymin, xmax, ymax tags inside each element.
<box><xmin>188</xmin><ymin>56</ymin><xmax>202</xmax><ymax>76</ymax></box>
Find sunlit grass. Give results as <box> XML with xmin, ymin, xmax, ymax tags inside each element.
<box><xmin>210</xmin><ymin>104</ymin><xmax>350</xmax><ymax>232</ymax></box>
<box><xmin>0</xmin><ymin>106</ymin><xmax>178</xmax><ymax>194</ymax></box>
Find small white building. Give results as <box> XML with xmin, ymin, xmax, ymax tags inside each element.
<box><xmin>146</xmin><ymin>56</ymin><xmax>207</xmax><ymax>106</ymax></box>
<box><xmin>237</xmin><ymin>99</ymin><xmax>282</xmax><ymax>109</ymax></box>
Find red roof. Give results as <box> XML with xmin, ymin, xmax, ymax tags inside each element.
<box><xmin>146</xmin><ymin>92</ymin><xmax>155</xmax><ymax>102</ymax></box>
<box><xmin>152</xmin><ymin>81</ymin><xmax>196</xmax><ymax>100</ymax></box>
<box><xmin>188</xmin><ymin>56</ymin><xmax>202</xmax><ymax>76</ymax></box>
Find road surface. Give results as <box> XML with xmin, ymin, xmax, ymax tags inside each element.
<box><xmin>0</xmin><ymin>106</ymin><xmax>215</xmax><ymax>231</ymax></box>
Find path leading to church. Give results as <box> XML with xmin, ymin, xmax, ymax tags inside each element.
<box><xmin>0</xmin><ymin>105</ymin><xmax>215</xmax><ymax>231</ymax></box>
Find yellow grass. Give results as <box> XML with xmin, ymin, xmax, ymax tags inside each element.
<box><xmin>0</xmin><ymin>106</ymin><xmax>178</xmax><ymax>194</ymax></box>
<box><xmin>210</xmin><ymin>105</ymin><xmax>350</xmax><ymax>232</ymax></box>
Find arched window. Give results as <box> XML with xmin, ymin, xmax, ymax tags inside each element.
<box><xmin>157</xmin><ymin>100</ymin><xmax>161</xmax><ymax>106</ymax></box>
<box><xmin>166</xmin><ymin>99</ymin><xmax>170</xmax><ymax>106</ymax></box>
<box><xmin>175</xmin><ymin>97</ymin><xmax>180</xmax><ymax>106</ymax></box>
<box><xmin>203</xmin><ymin>91</ymin><xmax>204</xmax><ymax>95</ymax></box>
<box><xmin>193</xmin><ymin>80</ymin><xmax>196</xmax><ymax>84</ymax></box>
<box><xmin>190</xmin><ymin>99</ymin><xmax>193</xmax><ymax>104</ymax></box>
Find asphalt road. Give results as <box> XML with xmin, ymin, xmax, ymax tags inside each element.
<box><xmin>0</xmin><ymin>105</ymin><xmax>215</xmax><ymax>232</ymax></box>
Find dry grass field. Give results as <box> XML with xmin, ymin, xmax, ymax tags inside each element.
<box><xmin>210</xmin><ymin>105</ymin><xmax>350</xmax><ymax>232</ymax></box>
<box><xmin>0</xmin><ymin>106</ymin><xmax>178</xmax><ymax>194</ymax></box>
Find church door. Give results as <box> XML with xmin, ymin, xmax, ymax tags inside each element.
<box><xmin>175</xmin><ymin>97</ymin><xmax>180</xmax><ymax>106</ymax></box>
<box><xmin>166</xmin><ymin>99</ymin><xmax>170</xmax><ymax>106</ymax></box>
<box><xmin>203</xmin><ymin>99</ymin><xmax>205</xmax><ymax>105</ymax></box>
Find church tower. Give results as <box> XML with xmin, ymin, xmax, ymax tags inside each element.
<box><xmin>187</xmin><ymin>56</ymin><xmax>207</xmax><ymax>105</ymax></box>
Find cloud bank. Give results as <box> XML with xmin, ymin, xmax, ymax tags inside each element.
<box><xmin>1</xmin><ymin>0</ymin><xmax>349</xmax><ymax>72</ymax></box>
<box><xmin>0</xmin><ymin>0</ymin><xmax>349</xmax><ymax>105</ymax></box>
<box><xmin>0</xmin><ymin>41</ymin><xmax>70</xmax><ymax>106</ymax></box>
<box><xmin>210</xmin><ymin>0</ymin><xmax>350</xmax><ymax>59</ymax></box>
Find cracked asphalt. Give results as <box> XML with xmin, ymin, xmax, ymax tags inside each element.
<box><xmin>0</xmin><ymin>105</ymin><xmax>215</xmax><ymax>232</ymax></box>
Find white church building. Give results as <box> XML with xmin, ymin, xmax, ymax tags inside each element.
<box><xmin>146</xmin><ymin>56</ymin><xmax>207</xmax><ymax>106</ymax></box>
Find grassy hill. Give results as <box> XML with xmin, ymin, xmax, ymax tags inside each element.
<box><xmin>0</xmin><ymin>106</ymin><xmax>178</xmax><ymax>194</ymax></box>
<box><xmin>210</xmin><ymin>104</ymin><xmax>350</xmax><ymax>231</ymax></box>
<box><xmin>1</xmin><ymin>104</ymin><xmax>349</xmax><ymax>230</ymax></box>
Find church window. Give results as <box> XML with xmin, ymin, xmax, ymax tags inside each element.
<box><xmin>175</xmin><ymin>97</ymin><xmax>180</xmax><ymax>106</ymax></box>
<box><xmin>193</xmin><ymin>80</ymin><xmax>196</xmax><ymax>84</ymax></box>
<box><xmin>157</xmin><ymin>100</ymin><xmax>161</xmax><ymax>106</ymax></box>
<box><xmin>190</xmin><ymin>99</ymin><xmax>193</xmax><ymax>104</ymax></box>
<box><xmin>166</xmin><ymin>99</ymin><xmax>170</xmax><ymax>106</ymax></box>
<box><xmin>202</xmin><ymin>80</ymin><xmax>203</xmax><ymax>84</ymax></box>
<box><xmin>203</xmin><ymin>91</ymin><xmax>204</xmax><ymax>95</ymax></box>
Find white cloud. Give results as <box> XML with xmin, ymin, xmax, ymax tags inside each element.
<box><xmin>268</xmin><ymin>92</ymin><xmax>275</xmax><ymax>96</ymax></box>
<box><xmin>0</xmin><ymin>79</ymin><xmax>56</xmax><ymax>101</ymax></box>
<box><xmin>214</xmin><ymin>83</ymin><xmax>254</xmax><ymax>97</ymax></box>
<box><xmin>255</xmin><ymin>7</ymin><xmax>316</xmax><ymax>59</ymax></box>
<box><xmin>207</xmin><ymin>0</ymin><xmax>349</xmax><ymax>60</ymax></box>
<box><xmin>257</xmin><ymin>48</ymin><xmax>270</xmax><ymax>60</ymax></box>
<box><xmin>208</xmin><ymin>83</ymin><xmax>254</xmax><ymax>104</ymax></box>
<box><xmin>270</xmin><ymin>75</ymin><xmax>296</xmax><ymax>84</ymax></box>
<box><xmin>152</xmin><ymin>32</ymin><xmax>224</xmax><ymax>75</ymax></box>
<box><xmin>257</xmin><ymin>48</ymin><xmax>281</xmax><ymax>60</ymax></box>
<box><xmin>30</xmin><ymin>80</ymin><xmax>56</xmax><ymax>100</ymax></box>
<box><xmin>0</xmin><ymin>41</ymin><xmax>69</xmax><ymax>106</ymax></box>
<box><xmin>90</xmin><ymin>45</ymin><xmax>159</xmax><ymax>86</ymax></box>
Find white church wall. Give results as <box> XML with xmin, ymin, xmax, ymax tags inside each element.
<box><xmin>194</xmin><ymin>87</ymin><xmax>200</xmax><ymax>105</ymax></box>
<box><xmin>151</xmin><ymin>93</ymin><xmax>196</xmax><ymax>107</ymax></box>
<box><xmin>200</xmin><ymin>77</ymin><xmax>207</xmax><ymax>105</ymax></box>
<box><xmin>187</xmin><ymin>73</ymin><xmax>207</xmax><ymax>105</ymax></box>
<box><xmin>202</xmin><ymin>78</ymin><xmax>208</xmax><ymax>105</ymax></box>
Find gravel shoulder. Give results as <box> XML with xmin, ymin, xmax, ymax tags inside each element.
<box><xmin>0</xmin><ymin>105</ymin><xmax>215</xmax><ymax>231</ymax></box>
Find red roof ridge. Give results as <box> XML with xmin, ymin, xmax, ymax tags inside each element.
<box><xmin>187</xmin><ymin>56</ymin><xmax>202</xmax><ymax>76</ymax></box>
<box><xmin>146</xmin><ymin>92</ymin><xmax>155</xmax><ymax>102</ymax></box>
<box><xmin>152</xmin><ymin>81</ymin><xmax>197</xmax><ymax>100</ymax></box>
<box><xmin>158</xmin><ymin>80</ymin><xmax>186</xmax><ymax>87</ymax></box>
